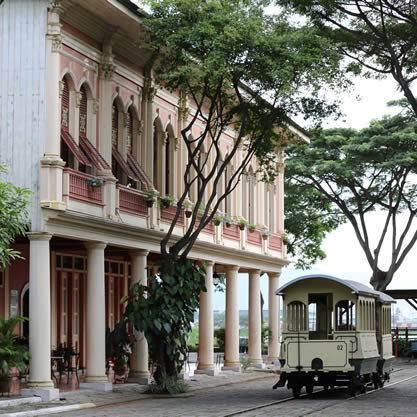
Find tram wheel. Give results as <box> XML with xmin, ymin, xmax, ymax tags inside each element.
<box><xmin>292</xmin><ymin>384</ymin><xmax>301</xmax><ymax>398</ymax></box>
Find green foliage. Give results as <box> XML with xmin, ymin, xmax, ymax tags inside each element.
<box><xmin>240</xmin><ymin>354</ymin><xmax>253</xmax><ymax>372</ymax></box>
<box><xmin>106</xmin><ymin>320</ymin><xmax>132</xmax><ymax>365</ymax></box>
<box><xmin>122</xmin><ymin>258</ymin><xmax>206</xmax><ymax>388</ymax></box>
<box><xmin>285</xmin><ymin>112</ymin><xmax>417</xmax><ymax>290</ymax></box>
<box><xmin>0</xmin><ymin>164</ymin><xmax>31</xmax><ymax>271</ymax></box>
<box><xmin>393</xmin><ymin>339</ymin><xmax>411</xmax><ymax>358</ymax></box>
<box><xmin>160</xmin><ymin>194</ymin><xmax>177</xmax><ymax>209</ymax></box>
<box><xmin>0</xmin><ymin>316</ymin><xmax>30</xmax><ymax>376</ymax></box>
<box><xmin>146</xmin><ymin>376</ymin><xmax>189</xmax><ymax>394</ymax></box>
<box><xmin>280</xmin><ymin>0</ymin><xmax>417</xmax><ymax>119</ymax></box>
<box><xmin>214</xmin><ymin>328</ymin><xmax>225</xmax><ymax>351</ymax></box>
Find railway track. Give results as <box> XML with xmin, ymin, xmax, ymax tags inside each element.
<box><xmin>221</xmin><ymin>369</ymin><xmax>417</xmax><ymax>417</ymax></box>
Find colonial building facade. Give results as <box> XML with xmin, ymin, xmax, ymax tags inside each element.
<box><xmin>0</xmin><ymin>0</ymin><xmax>307</xmax><ymax>399</ymax></box>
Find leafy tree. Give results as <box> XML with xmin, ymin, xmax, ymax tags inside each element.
<box><xmin>286</xmin><ymin>112</ymin><xmax>417</xmax><ymax>290</ymax></box>
<box><xmin>284</xmin><ymin>180</ymin><xmax>345</xmax><ymax>268</ymax></box>
<box><xmin>124</xmin><ymin>0</ymin><xmax>346</xmax><ymax>389</ymax></box>
<box><xmin>280</xmin><ymin>0</ymin><xmax>417</xmax><ymax>118</ymax></box>
<box><xmin>0</xmin><ymin>164</ymin><xmax>31</xmax><ymax>271</ymax></box>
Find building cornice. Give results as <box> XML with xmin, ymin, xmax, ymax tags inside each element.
<box><xmin>43</xmin><ymin>210</ymin><xmax>289</xmax><ymax>272</ymax></box>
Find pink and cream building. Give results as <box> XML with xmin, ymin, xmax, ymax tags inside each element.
<box><xmin>0</xmin><ymin>0</ymin><xmax>307</xmax><ymax>399</ymax></box>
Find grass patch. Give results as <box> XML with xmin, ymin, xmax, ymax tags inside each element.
<box><xmin>145</xmin><ymin>377</ymin><xmax>189</xmax><ymax>395</ymax></box>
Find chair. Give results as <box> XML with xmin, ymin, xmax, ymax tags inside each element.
<box><xmin>59</xmin><ymin>353</ymin><xmax>80</xmax><ymax>384</ymax></box>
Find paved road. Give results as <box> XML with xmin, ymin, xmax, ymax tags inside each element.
<box><xmin>41</xmin><ymin>363</ymin><xmax>417</xmax><ymax>417</ymax></box>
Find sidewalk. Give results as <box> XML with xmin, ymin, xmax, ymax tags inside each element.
<box><xmin>0</xmin><ymin>363</ymin><xmax>280</xmax><ymax>417</ymax></box>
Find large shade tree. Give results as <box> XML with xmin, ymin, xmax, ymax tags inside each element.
<box><xmin>123</xmin><ymin>0</ymin><xmax>347</xmax><ymax>389</ymax></box>
<box><xmin>286</xmin><ymin>111</ymin><xmax>417</xmax><ymax>291</ymax></box>
<box><xmin>280</xmin><ymin>0</ymin><xmax>417</xmax><ymax>118</ymax></box>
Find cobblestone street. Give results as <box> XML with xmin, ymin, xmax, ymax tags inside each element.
<box><xmin>38</xmin><ymin>361</ymin><xmax>417</xmax><ymax>417</ymax></box>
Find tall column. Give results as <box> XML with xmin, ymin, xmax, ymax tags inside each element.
<box><xmin>268</xmin><ymin>272</ymin><xmax>281</xmax><ymax>362</ymax></box>
<box><xmin>21</xmin><ymin>233</ymin><xmax>59</xmax><ymax>401</ymax></box>
<box><xmin>248</xmin><ymin>270</ymin><xmax>263</xmax><ymax>367</ymax></box>
<box><xmin>129</xmin><ymin>250</ymin><xmax>150</xmax><ymax>384</ymax></box>
<box><xmin>195</xmin><ymin>261</ymin><xmax>217</xmax><ymax>376</ymax></box>
<box><xmin>80</xmin><ymin>242</ymin><xmax>112</xmax><ymax>391</ymax></box>
<box><xmin>223</xmin><ymin>265</ymin><xmax>241</xmax><ymax>371</ymax></box>
<box><xmin>40</xmin><ymin>4</ymin><xmax>66</xmax><ymax>211</ymax></box>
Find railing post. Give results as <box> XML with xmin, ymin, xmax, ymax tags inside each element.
<box><xmin>406</xmin><ymin>327</ymin><xmax>409</xmax><ymax>342</ymax></box>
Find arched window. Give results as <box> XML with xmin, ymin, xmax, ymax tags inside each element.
<box><xmin>165</xmin><ymin>133</ymin><xmax>170</xmax><ymax>195</ymax></box>
<box><xmin>153</xmin><ymin>118</ymin><xmax>164</xmax><ymax>190</ymax></box>
<box><xmin>286</xmin><ymin>301</ymin><xmax>307</xmax><ymax>332</ymax></box>
<box><xmin>79</xmin><ymin>86</ymin><xmax>87</xmax><ymax>138</ymax></box>
<box><xmin>248</xmin><ymin>167</ymin><xmax>255</xmax><ymax>224</ymax></box>
<box><xmin>335</xmin><ymin>300</ymin><xmax>356</xmax><ymax>331</ymax></box>
<box><xmin>265</xmin><ymin>183</ymin><xmax>276</xmax><ymax>232</ymax></box>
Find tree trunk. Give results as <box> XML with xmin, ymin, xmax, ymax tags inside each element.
<box><xmin>370</xmin><ymin>268</ymin><xmax>391</xmax><ymax>291</ymax></box>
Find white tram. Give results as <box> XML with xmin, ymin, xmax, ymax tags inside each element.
<box><xmin>274</xmin><ymin>274</ymin><xmax>395</xmax><ymax>397</ymax></box>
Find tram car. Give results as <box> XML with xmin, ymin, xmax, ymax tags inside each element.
<box><xmin>273</xmin><ymin>274</ymin><xmax>395</xmax><ymax>397</ymax></box>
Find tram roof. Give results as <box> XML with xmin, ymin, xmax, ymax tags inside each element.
<box><xmin>276</xmin><ymin>274</ymin><xmax>395</xmax><ymax>304</ymax></box>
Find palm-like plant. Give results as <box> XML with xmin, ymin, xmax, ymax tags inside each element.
<box><xmin>0</xmin><ymin>316</ymin><xmax>30</xmax><ymax>377</ymax></box>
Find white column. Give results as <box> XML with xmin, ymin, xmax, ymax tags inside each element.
<box><xmin>223</xmin><ymin>265</ymin><xmax>241</xmax><ymax>371</ymax></box>
<box><xmin>129</xmin><ymin>250</ymin><xmax>150</xmax><ymax>383</ymax></box>
<box><xmin>248</xmin><ymin>269</ymin><xmax>263</xmax><ymax>366</ymax></box>
<box><xmin>268</xmin><ymin>272</ymin><xmax>281</xmax><ymax>362</ymax></box>
<box><xmin>22</xmin><ymin>233</ymin><xmax>59</xmax><ymax>401</ymax></box>
<box><xmin>195</xmin><ymin>261</ymin><xmax>217</xmax><ymax>376</ymax></box>
<box><xmin>80</xmin><ymin>242</ymin><xmax>112</xmax><ymax>391</ymax></box>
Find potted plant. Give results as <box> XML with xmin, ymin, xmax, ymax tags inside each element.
<box><xmin>237</xmin><ymin>218</ymin><xmax>248</xmax><ymax>231</ymax></box>
<box><xmin>109</xmin><ymin>319</ymin><xmax>132</xmax><ymax>382</ymax></box>
<box><xmin>261</xmin><ymin>229</ymin><xmax>270</xmax><ymax>240</ymax></box>
<box><xmin>144</xmin><ymin>189</ymin><xmax>159</xmax><ymax>208</ymax></box>
<box><xmin>182</xmin><ymin>199</ymin><xmax>193</xmax><ymax>218</ymax></box>
<box><xmin>248</xmin><ymin>224</ymin><xmax>256</xmax><ymax>233</ymax></box>
<box><xmin>213</xmin><ymin>212</ymin><xmax>225</xmax><ymax>226</ymax></box>
<box><xmin>0</xmin><ymin>316</ymin><xmax>30</xmax><ymax>394</ymax></box>
<box><xmin>160</xmin><ymin>194</ymin><xmax>176</xmax><ymax>209</ymax></box>
<box><xmin>223</xmin><ymin>213</ymin><xmax>233</xmax><ymax>228</ymax></box>
<box><xmin>87</xmin><ymin>176</ymin><xmax>104</xmax><ymax>188</ymax></box>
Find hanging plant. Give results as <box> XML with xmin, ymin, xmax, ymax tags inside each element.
<box><xmin>87</xmin><ymin>177</ymin><xmax>104</xmax><ymax>187</ymax></box>
<box><xmin>144</xmin><ymin>189</ymin><xmax>159</xmax><ymax>208</ymax></box>
<box><xmin>261</xmin><ymin>230</ymin><xmax>270</xmax><ymax>240</ymax></box>
<box><xmin>160</xmin><ymin>194</ymin><xmax>177</xmax><ymax>209</ymax></box>
<box><xmin>182</xmin><ymin>199</ymin><xmax>193</xmax><ymax>217</ymax></box>
<box><xmin>237</xmin><ymin>218</ymin><xmax>248</xmax><ymax>231</ymax></box>
<box><xmin>248</xmin><ymin>224</ymin><xmax>256</xmax><ymax>233</ymax></box>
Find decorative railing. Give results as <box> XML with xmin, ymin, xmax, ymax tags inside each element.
<box><xmin>66</xmin><ymin>168</ymin><xmax>103</xmax><ymax>205</ymax></box>
<box><xmin>195</xmin><ymin>217</ymin><xmax>215</xmax><ymax>234</ymax></box>
<box><xmin>247</xmin><ymin>229</ymin><xmax>262</xmax><ymax>246</ymax></box>
<box><xmin>160</xmin><ymin>205</ymin><xmax>184</xmax><ymax>227</ymax></box>
<box><xmin>269</xmin><ymin>233</ymin><xmax>282</xmax><ymax>251</ymax></box>
<box><xmin>223</xmin><ymin>224</ymin><xmax>240</xmax><ymax>241</ymax></box>
<box><xmin>118</xmin><ymin>185</ymin><xmax>148</xmax><ymax>216</ymax></box>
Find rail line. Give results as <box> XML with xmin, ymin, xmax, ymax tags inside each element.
<box><xmin>221</xmin><ymin>372</ymin><xmax>417</xmax><ymax>417</ymax></box>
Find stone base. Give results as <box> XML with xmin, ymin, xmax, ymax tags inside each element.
<box><xmin>128</xmin><ymin>376</ymin><xmax>151</xmax><ymax>385</ymax></box>
<box><xmin>177</xmin><ymin>372</ymin><xmax>190</xmax><ymax>380</ymax></box>
<box><xmin>79</xmin><ymin>382</ymin><xmax>113</xmax><ymax>391</ymax></box>
<box><xmin>20</xmin><ymin>388</ymin><xmax>60</xmax><ymax>402</ymax></box>
<box><xmin>194</xmin><ymin>368</ymin><xmax>219</xmax><ymax>376</ymax></box>
<box><xmin>221</xmin><ymin>365</ymin><xmax>241</xmax><ymax>372</ymax></box>
<box><xmin>252</xmin><ymin>362</ymin><xmax>265</xmax><ymax>369</ymax></box>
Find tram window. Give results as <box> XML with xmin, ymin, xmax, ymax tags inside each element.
<box><xmin>286</xmin><ymin>301</ymin><xmax>307</xmax><ymax>332</ymax></box>
<box><xmin>309</xmin><ymin>303</ymin><xmax>316</xmax><ymax>331</ymax></box>
<box><xmin>336</xmin><ymin>300</ymin><xmax>355</xmax><ymax>331</ymax></box>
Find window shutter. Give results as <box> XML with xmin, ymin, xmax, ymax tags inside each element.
<box><xmin>79</xmin><ymin>87</ymin><xmax>87</xmax><ymax>137</ymax></box>
<box><xmin>61</xmin><ymin>78</ymin><xmax>69</xmax><ymax>131</ymax></box>
<box><xmin>127</xmin><ymin>109</ymin><xmax>133</xmax><ymax>153</ymax></box>
<box><xmin>112</xmin><ymin>104</ymin><xmax>118</xmax><ymax>146</ymax></box>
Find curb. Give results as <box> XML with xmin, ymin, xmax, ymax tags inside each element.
<box><xmin>0</xmin><ymin>397</ymin><xmax>42</xmax><ymax>409</ymax></box>
<box><xmin>0</xmin><ymin>402</ymin><xmax>96</xmax><ymax>417</ymax></box>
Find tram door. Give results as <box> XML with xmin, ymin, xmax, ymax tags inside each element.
<box><xmin>308</xmin><ymin>294</ymin><xmax>333</xmax><ymax>340</ymax></box>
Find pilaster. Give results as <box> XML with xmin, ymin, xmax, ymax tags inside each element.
<box><xmin>268</xmin><ymin>272</ymin><xmax>281</xmax><ymax>362</ymax></box>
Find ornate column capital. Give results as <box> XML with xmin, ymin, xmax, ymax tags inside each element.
<box><xmin>93</xmin><ymin>99</ymin><xmax>99</xmax><ymax>114</ymax></box>
<box><xmin>129</xmin><ymin>249</ymin><xmax>150</xmax><ymax>258</ymax></box>
<box><xmin>47</xmin><ymin>34</ymin><xmax>63</xmax><ymax>53</ymax></box>
<box><xmin>27</xmin><ymin>232</ymin><xmax>53</xmax><ymax>242</ymax></box>
<box><xmin>84</xmin><ymin>241</ymin><xmax>107</xmax><ymax>251</ymax></box>
<box><xmin>226</xmin><ymin>265</ymin><xmax>240</xmax><ymax>273</ymax></box>
<box><xmin>144</xmin><ymin>77</ymin><xmax>156</xmax><ymax>102</ymax></box>
<box><xmin>99</xmin><ymin>63</ymin><xmax>116</xmax><ymax>81</ymax></box>
<box><xmin>268</xmin><ymin>271</ymin><xmax>281</xmax><ymax>279</ymax></box>
<box><xmin>58</xmin><ymin>80</ymin><xmax>65</xmax><ymax>98</ymax></box>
